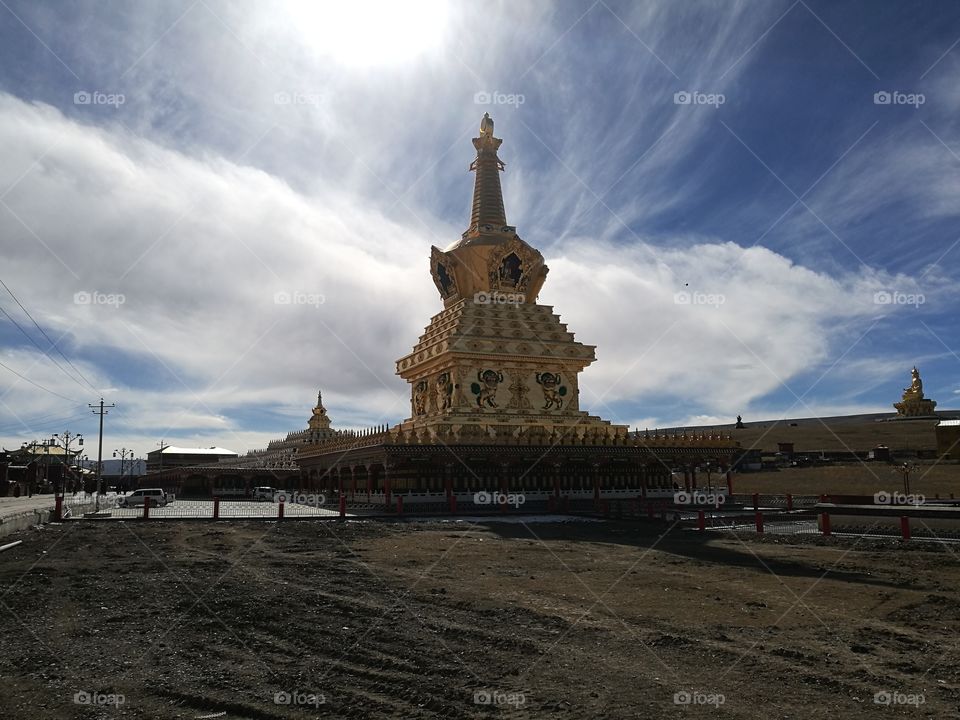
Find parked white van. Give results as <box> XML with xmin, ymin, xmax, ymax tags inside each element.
<box><xmin>119</xmin><ymin>488</ymin><xmax>168</xmax><ymax>507</ymax></box>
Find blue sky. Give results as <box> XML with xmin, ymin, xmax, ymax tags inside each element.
<box><xmin>0</xmin><ymin>0</ymin><xmax>958</xmax><ymax>458</ymax></box>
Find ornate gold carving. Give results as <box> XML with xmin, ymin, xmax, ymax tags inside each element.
<box><xmin>430</xmin><ymin>246</ymin><xmax>460</xmax><ymax>300</ymax></box>
<box><xmin>413</xmin><ymin>380</ymin><xmax>428</xmax><ymax>416</ymax></box>
<box><xmin>535</xmin><ymin>371</ymin><xmax>566</xmax><ymax>410</ymax></box>
<box><xmin>473</xmin><ymin>369</ymin><xmax>503</xmax><ymax>409</ymax></box>
<box><xmin>507</xmin><ymin>372</ymin><xmax>532</xmax><ymax>409</ymax></box>
<box><xmin>435</xmin><ymin>371</ymin><xmax>453</xmax><ymax>411</ymax></box>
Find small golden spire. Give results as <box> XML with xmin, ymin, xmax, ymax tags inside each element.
<box><xmin>468</xmin><ymin>113</ymin><xmax>506</xmax><ymax>230</ymax></box>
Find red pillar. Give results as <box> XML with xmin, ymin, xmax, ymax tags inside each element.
<box><xmin>752</xmin><ymin>493</ymin><xmax>759</xmax><ymax>511</ymax></box>
<box><xmin>821</xmin><ymin>513</ymin><xmax>831</xmax><ymax>536</ymax></box>
<box><xmin>213</xmin><ymin>496</ymin><xmax>220</xmax><ymax>519</ymax></box>
<box><xmin>384</xmin><ymin>467</ymin><xmax>391</xmax><ymax>508</ymax></box>
<box><xmin>900</xmin><ymin>516</ymin><xmax>911</xmax><ymax>540</ymax></box>
<box><xmin>397</xmin><ymin>496</ymin><xmax>403</xmax><ymax>516</ymax></box>
<box><xmin>339</xmin><ymin>495</ymin><xmax>346</xmax><ymax>517</ymax></box>
<box><xmin>697</xmin><ymin>510</ymin><xmax>706</xmax><ymax>531</ymax></box>
<box><xmin>143</xmin><ymin>496</ymin><xmax>150</xmax><ymax>519</ymax></box>
<box><xmin>278</xmin><ymin>500</ymin><xmax>284</xmax><ymax>518</ymax></box>
<box><xmin>755</xmin><ymin>512</ymin><xmax>764</xmax><ymax>534</ymax></box>
<box><xmin>726</xmin><ymin>470</ymin><xmax>733</xmax><ymax>494</ymax></box>
<box><xmin>55</xmin><ymin>495</ymin><xmax>63</xmax><ymax>522</ymax></box>
<box><xmin>786</xmin><ymin>493</ymin><xmax>793</xmax><ymax>511</ymax></box>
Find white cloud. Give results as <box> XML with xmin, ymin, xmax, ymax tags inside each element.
<box><xmin>0</xmin><ymin>90</ymin><xmax>945</xmax><ymax>454</ymax></box>
<box><xmin>545</xmin><ymin>237</ymin><xmax>939</xmax><ymax>421</ymax></box>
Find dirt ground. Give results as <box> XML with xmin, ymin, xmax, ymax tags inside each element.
<box><xmin>2</xmin><ymin>518</ymin><xmax>959</xmax><ymax>718</ymax></box>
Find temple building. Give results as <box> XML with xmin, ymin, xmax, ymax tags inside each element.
<box><xmin>146</xmin><ymin>391</ymin><xmax>349</xmax><ymax>496</ymax></box>
<box><xmin>893</xmin><ymin>366</ymin><xmax>938</xmax><ymax>417</ymax></box>
<box><xmin>296</xmin><ymin>113</ymin><xmax>739</xmax><ymax>506</ymax></box>
<box><xmin>218</xmin><ymin>391</ymin><xmax>340</xmax><ymax>469</ymax></box>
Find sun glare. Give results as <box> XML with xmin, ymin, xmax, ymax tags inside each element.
<box><xmin>284</xmin><ymin>0</ymin><xmax>449</xmax><ymax>67</ymax></box>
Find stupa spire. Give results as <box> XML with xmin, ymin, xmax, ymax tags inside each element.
<box><xmin>468</xmin><ymin>112</ymin><xmax>507</xmax><ymax>231</ymax></box>
<box><xmin>309</xmin><ymin>389</ymin><xmax>331</xmax><ymax>431</ymax></box>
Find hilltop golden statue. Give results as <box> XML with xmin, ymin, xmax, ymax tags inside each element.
<box><xmin>894</xmin><ymin>366</ymin><xmax>937</xmax><ymax>417</ymax></box>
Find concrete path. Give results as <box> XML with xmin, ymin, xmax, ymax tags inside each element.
<box><xmin>0</xmin><ymin>494</ymin><xmax>57</xmax><ymax>521</ymax></box>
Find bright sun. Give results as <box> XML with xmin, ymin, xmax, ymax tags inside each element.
<box><xmin>284</xmin><ymin>0</ymin><xmax>449</xmax><ymax>68</ymax></box>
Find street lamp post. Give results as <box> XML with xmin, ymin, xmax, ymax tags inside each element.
<box><xmin>52</xmin><ymin>432</ymin><xmax>83</xmax><ymax>498</ymax></box>
<box><xmin>901</xmin><ymin>463</ymin><xmax>914</xmax><ymax>496</ymax></box>
<box><xmin>113</xmin><ymin>448</ymin><xmax>133</xmax><ymax>493</ymax></box>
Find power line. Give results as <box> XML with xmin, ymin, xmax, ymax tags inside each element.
<box><xmin>0</xmin><ymin>410</ymin><xmax>89</xmax><ymax>434</ymax></box>
<box><xmin>0</xmin><ymin>405</ymin><xmax>87</xmax><ymax>429</ymax></box>
<box><xmin>0</xmin><ymin>276</ymin><xmax>100</xmax><ymax>393</ymax></box>
<box><xmin>0</xmin><ymin>302</ymin><xmax>88</xmax><ymax>389</ymax></box>
<box><xmin>0</xmin><ymin>358</ymin><xmax>80</xmax><ymax>403</ymax></box>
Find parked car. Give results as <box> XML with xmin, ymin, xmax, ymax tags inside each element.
<box><xmin>118</xmin><ymin>488</ymin><xmax>167</xmax><ymax>507</ymax></box>
<box><xmin>253</xmin><ymin>486</ymin><xmax>276</xmax><ymax>501</ymax></box>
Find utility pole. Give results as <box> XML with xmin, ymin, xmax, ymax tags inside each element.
<box><xmin>157</xmin><ymin>440</ymin><xmax>170</xmax><ymax>478</ymax></box>
<box><xmin>89</xmin><ymin>399</ymin><xmax>115</xmax><ymax>495</ymax></box>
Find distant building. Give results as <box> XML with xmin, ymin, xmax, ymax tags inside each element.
<box><xmin>143</xmin><ymin>393</ymin><xmax>340</xmax><ymax>496</ymax></box>
<box><xmin>146</xmin><ymin>446</ymin><xmax>237</xmax><ymax>472</ymax></box>
<box><xmin>936</xmin><ymin>420</ymin><xmax>960</xmax><ymax>460</ymax></box>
